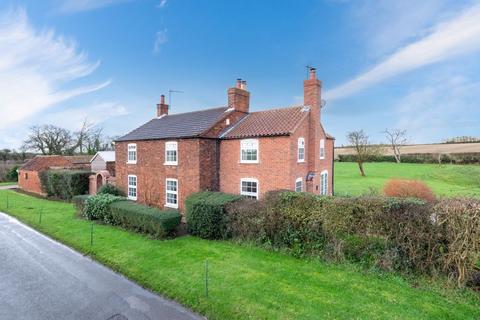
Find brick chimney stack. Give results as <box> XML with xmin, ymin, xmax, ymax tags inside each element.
<box><xmin>228</xmin><ymin>78</ymin><xmax>250</xmax><ymax>113</ymax></box>
<box><xmin>157</xmin><ymin>94</ymin><xmax>169</xmax><ymax>117</ymax></box>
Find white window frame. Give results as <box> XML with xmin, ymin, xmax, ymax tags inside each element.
<box><xmin>320</xmin><ymin>139</ymin><xmax>325</xmax><ymax>159</ymax></box>
<box><xmin>240</xmin><ymin>178</ymin><xmax>259</xmax><ymax>199</ymax></box>
<box><xmin>165</xmin><ymin>178</ymin><xmax>178</xmax><ymax>208</ymax></box>
<box><xmin>164</xmin><ymin>141</ymin><xmax>178</xmax><ymax>165</ymax></box>
<box><xmin>127</xmin><ymin>143</ymin><xmax>137</xmax><ymax>164</ymax></box>
<box><xmin>240</xmin><ymin>139</ymin><xmax>259</xmax><ymax>164</ymax></box>
<box><xmin>295</xmin><ymin>177</ymin><xmax>303</xmax><ymax>192</ymax></box>
<box><xmin>297</xmin><ymin>137</ymin><xmax>305</xmax><ymax>162</ymax></box>
<box><xmin>320</xmin><ymin>170</ymin><xmax>328</xmax><ymax>195</ymax></box>
<box><xmin>127</xmin><ymin>175</ymin><xmax>137</xmax><ymax>200</ymax></box>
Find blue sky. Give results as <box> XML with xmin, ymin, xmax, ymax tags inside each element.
<box><xmin>1</xmin><ymin>0</ymin><xmax>479</xmax><ymax>148</ymax></box>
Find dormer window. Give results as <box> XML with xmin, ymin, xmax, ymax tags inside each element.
<box><xmin>165</xmin><ymin>141</ymin><xmax>178</xmax><ymax>165</ymax></box>
<box><xmin>127</xmin><ymin>144</ymin><xmax>137</xmax><ymax>164</ymax></box>
<box><xmin>298</xmin><ymin>138</ymin><xmax>305</xmax><ymax>162</ymax></box>
<box><xmin>240</xmin><ymin>139</ymin><xmax>259</xmax><ymax>163</ymax></box>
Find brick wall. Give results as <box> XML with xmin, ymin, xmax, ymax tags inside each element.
<box><xmin>116</xmin><ymin>138</ymin><xmax>216</xmax><ymax>212</ymax></box>
<box><xmin>219</xmin><ymin>136</ymin><xmax>292</xmax><ymax>198</ymax></box>
<box><xmin>18</xmin><ymin>170</ymin><xmax>44</xmax><ymax>195</ymax></box>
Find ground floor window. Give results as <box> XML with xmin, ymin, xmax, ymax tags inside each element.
<box><xmin>320</xmin><ymin>170</ymin><xmax>328</xmax><ymax>195</ymax></box>
<box><xmin>241</xmin><ymin>178</ymin><xmax>259</xmax><ymax>199</ymax></box>
<box><xmin>128</xmin><ymin>175</ymin><xmax>137</xmax><ymax>200</ymax></box>
<box><xmin>165</xmin><ymin>178</ymin><xmax>178</xmax><ymax>208</ymax></box>
<box><xmin>295</xmin><ymin>177</ymin><xmax>303</xmax><ymax>192</ymax></box>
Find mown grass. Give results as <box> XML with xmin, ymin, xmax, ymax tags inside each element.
<box><xmin>335</xmin><ymin>162</ymin><xmax>480</xmax><ymax>197</ymax></box>
<box><xmin>0</xmin><ymin>181</ymin><xmax>17</xmax><ymax>186</ymax></box>
<box><xmin>0</xmin><ymin>190</ymin><xmax>479</xmax><ymax>319</ymax></box>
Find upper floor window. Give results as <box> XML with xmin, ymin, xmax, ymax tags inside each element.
<box><xmin>165</xmin><ymin>178</ymin><xmax>178</xmax><ymax>208</ymax></box>
<box><xmin>128</xmin><ymin>175</ymin><xmax>137</xmax><ymax>200</ymax></box>
<box><xmin>241</xmin><ymin>178</ymin><xmax>259</xmax><ymax>199</ymax></box>
<box><xmin>295</xmin><ymin>177</ymin><xmax>303</xmax><ymax>192</ymax></box>
<box><xmin>320</xmin><ymin>139</ymin><xmax>325</xmax><ymax>159</ymax></box>
<box><xmin>298</xmin><ymin>138</ymin><xmax>305</xmax><ymax>162</ymax></box>
<box><xmin>240</xmin><ymin>139</ymin><xmax>259</xmax><ymax>163</ymax></box>
<box><xmin>127</xmin><ymin>143</ymin><xmax>137</xmax><ymax>164</ymax></box>
<box><xmin>320</xmin><ymin>170</ymin><xmax>328</xmax><ymax>195</ymax></box>
<box><xmin>165</xmin><ymin>141</ymin><xmax>178</xmax><ymax>165</ymax></box>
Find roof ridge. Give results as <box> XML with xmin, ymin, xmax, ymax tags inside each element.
<box><xmin>250</xmin><ymin>104</ymin><xmax>305</xmax><ymax>114</ymax></box>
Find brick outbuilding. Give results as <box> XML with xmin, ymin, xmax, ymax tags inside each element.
<box><xmin>115</xmin><ymin>69</ymin><xmax>334</xmax><ymax>212</ymax></box>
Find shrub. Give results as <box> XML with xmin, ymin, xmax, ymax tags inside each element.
<box><xmin>5</xmin><ymin>165</ymin><xmax>19</xmax><ymax>181</ymax></box>
<box><xmin>39</xmin><ymin>169</ymin><xmax>91</xmax><ymax>200</ymax></box>
<box><xmin>71</xmin><ymin>194</ymin><xmax>90</xmax><ymax>218</ymax></box>
<box><xmin>383</xmin><ymin>179</ymin><xmax>436</xmax><ymax>202</ymax></box>
<box><xmin>97</xmin><ymin>184</ymin><xmax>125</xmax><ymax>197</ymax></box>
<box><xmin>109</xmin><ymin>201</ymin><xmax>181</xmax><ymax>238</ymax></box>
<box><xmin>434</xmin><ymin>198</ymin><xmax>480</xmax><ymax>286</ymax></box>
<box><xmin>186</xmin><ymin>191</ymin><xmax>242</xmax><ymax>239</ymax></box>
<box><xmin>84</xmin><ymin>194</ymin><xmax>124</xmax><ymax>222</ymax></box>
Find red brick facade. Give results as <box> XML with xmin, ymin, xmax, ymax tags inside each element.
<box><xmin>18</xmin><ymin>170</ymin><xmax>43</xmax><ymax>195</ymax></box>
<box><xmin>115</xmin><ymin>69</ymin><xmax>334</xmax><ymax>212</ymax></box>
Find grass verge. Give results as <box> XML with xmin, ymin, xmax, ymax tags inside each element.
<box><xmin>0</xmin><ymin>190</ymin><xmax>478</xmax><ymax>319</ymax></box>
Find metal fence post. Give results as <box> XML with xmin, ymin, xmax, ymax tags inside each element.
<box><xmin>38</xmin><ymin>207</ymin><xmax>43</xmax><ymax>224</ymax></box>
<box><xmin>90</xmin><ymin>223</ymin><xmax>94</xmax><ymax>248</ymax></box>
<box><xmin>205</xmin><ymin>259</ymin><xmax>209</xmax><ymax>298</ymax></box>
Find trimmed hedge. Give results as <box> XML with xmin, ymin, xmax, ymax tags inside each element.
<box><xmin>39</xmin><ymin>169</ymin><xmax>90</xmax><ymax>200</ymax></box>
<box><xmin>186</xmin><ymin>191</ymin><xmax>242</xmax><ymax>239</ymax></box>
<box><xmin>337</xmin><ymin>153</ymin><xmax>480</xmax><ymax>164</ymax></box>
<box><xmin>110</xmin><ymin>201</ymin><xmax>181</xmax><ymax>238</ymax></box>
<box><xmin>97</xmin><ymin>184</ymin><xmax>125</xmax><ymax>197</ymax></box>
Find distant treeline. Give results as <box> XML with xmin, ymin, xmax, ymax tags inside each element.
<box><xmin>337</xmin><ymin>153</ymin><xmax>480</xmax><ymax>164</ymax></box>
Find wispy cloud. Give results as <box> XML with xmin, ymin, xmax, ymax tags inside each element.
<box><xmin>325</xmin><ymin>3</ymin><xmax>480</xmax><ymax>100</ymax></box>
<box><xmin>55</xmin><ymin>0</ymin><xmax>130</xmax><ymax>14</ymax></box>
<box><xmin>0</xmin><ymin>7</ymin><xmax>109</xmax><ymax>128</ymax></box>
<box><xmin>157</xmin><ymin>0</ymin><xmax>168</xmax><ymax>9</ymax></box>
<box><xmin>153</xmin><ymin>29</ymin><xmax>168</xmax><ymax>53</ymax></box>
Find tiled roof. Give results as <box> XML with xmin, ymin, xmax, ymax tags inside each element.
<box><xmin>20</xmin><ymin>156</ymin><xmax>71</xmax><ymax>172</ymax></box>
<box><xmin>220</xmin><ymin>105</ymin><xmax>309</xmax><ymax>139</ymax></box>
<box><xmin>65</xmin><ymin>155</ymin><xmax>93</xmax><ymax>164</ymax></box>
<box><xmin>116</xmin><ymin>107</ymin><xmax>230</xmax><ymax>142</ymax></box>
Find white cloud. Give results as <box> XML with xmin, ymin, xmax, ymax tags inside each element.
<box><xmin>394</xmin><ymin>76</ymin><xmax>480</xmax><ymax>142</ymax></box>
<box><xmin>157</xmin><ymin>0</ymin><xmax>168</xmax><ymax>9</ymax></box>
<box><xmin>55</xmin><ymin>0</ymin><xmax>130</xmax><ymax>13</ymax></box>
<box><xmin>0</xmin><ymin>7</ymin><xmax>109</xmax><ymax>129</ymax></box>
<box><xmin>325</xmin><ymin>3</ymin><xmax>480</xmax><ymax>100</ymax></box>
<box><xmin>153</xmin><ymin>29</ymin><xmax>168</xmax><ymax>53</ymax></box>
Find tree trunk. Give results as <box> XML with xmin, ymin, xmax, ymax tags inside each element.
<box><xmin>358</xmin><ymin>161</ymin><xmax>366</xmax><ymax>176</ymax></box>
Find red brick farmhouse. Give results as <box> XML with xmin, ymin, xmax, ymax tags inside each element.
<box><xmin>115</xmin><ymin>68</ymin><xmax>334</xmax><ymax>211</ymax></box>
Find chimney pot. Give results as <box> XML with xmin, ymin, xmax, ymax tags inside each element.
<box><xmin>241</xmin><ymin>80</ymin><xmax>247</xmax><ymax>90</ymax></box>
<box><xmin>309</xmin><ymin>67</ymin><xmax>317</xmax><ymax>80</ymax></box>
<box><xmin>236</xmin><ymin>78</ymin><xmax>242</xmax><ymax>88</ymax></box>
<box><xmin>160</xmin><ymin>94</ymin><xmax>165</xmax><ymax>104</ymax></box>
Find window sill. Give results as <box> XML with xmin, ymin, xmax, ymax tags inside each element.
<box><xmin>128</xmin><ymin>196</ymin><xmax>137</xmax><ymax>201</ymax></box>
<box><xmin>126</xmin><ymin>161</ymin><xmax>137</xmax><ymax>165</ymax></box>
<box><xmin>164</xmin><ymin>162</ymin><xmax>178</xmax><ymax>166</ymax></box>
<box><xmin>239</xmin><ymin>161</ymin><xmax>259</xmax><ymax>164</ymax></box>
<box><xmin>165</xmin><ymin>203</ymin><xmax>178</xmax><ymax>209</ymax></box>
<box><xmin>297</xmin><ymin>160</ymin><xmax>305</xmax><ymax>163</ymax></box>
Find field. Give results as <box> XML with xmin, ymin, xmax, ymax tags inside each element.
<box><xmin>335</xmin><ymin>162</ymin><xmax>480</xmax><ymax>197</ymax></box>
<box><xmin>0</xmin><ymin>181</ymin><xmax>17</xmax><ymax>186</ymax></box>
<box><xmin>0</xmin><ymin>190</ymin><xmax>479</xmax><ymax>319</ymax></box>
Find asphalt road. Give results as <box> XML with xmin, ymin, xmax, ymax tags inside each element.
<box><xmin>0</xmin><ymin>211</ymin><xmax>203</xmax><ymax>320</ymax></box>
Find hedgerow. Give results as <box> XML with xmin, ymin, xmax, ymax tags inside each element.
<box><xmin>39</xmin><ymin>169</ymin><xmax>90</xmax><ymax>200</ymax></box>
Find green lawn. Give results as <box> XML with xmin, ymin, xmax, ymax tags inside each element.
<box><xmin>335</xmin><ymin>162</ymin><xmax>480</xmax><ymax>197</ymax></box>
<box><xmin>0</xmin><ymin>190</ymin><xmax>478</xmax><ymax>319</ymax></box>
<box><xmin>0</xmin><ymin>181</ymin><xmax>17</xmax><ymax>186</ymax></box>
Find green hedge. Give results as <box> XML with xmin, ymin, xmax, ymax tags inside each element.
<box><xmin>84</xmin><ymin>194</ymin><xmax>124</xmax><ymax>222</ymax></box>
<box><xmin>97</xmin><ymin>184</ymin><xmax>125</xmax><ymax>197</ymax></box>
<box><xmin>39</xmin><ymin>169</ymin><xmax>91</xmax><ymax>200</ymax></box>
<box><xmin>110</xmin><ymin>201</ymin><xmax>181</xmax><ymax>238</ymax></box>
<box><xmin>337</xmin><ymin>153</ymin><xmax>480</xmax><ymax>164</ymax></box>
<box><xmin>186</xmin><ymin>191</ymin><xmax>242</xmax><ymax>239</ymax></box>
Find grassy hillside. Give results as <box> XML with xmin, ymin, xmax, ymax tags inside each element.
<box><xmin>1</xmin><ymin>190</ymin><xmax>479</xmax><ymax>319</ymax></box>
<box><xmin>335</xmin><ymin>162</ymin><xmax>480</xmax><ymax>197</ymax></box>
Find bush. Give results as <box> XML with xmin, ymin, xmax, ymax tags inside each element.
<box><xmin>383</xmin><ymin>179</ymin><xmax>436</xmax><ymax>202</ymax></box>
<box><xmin>5</xmin><ymin>165</ymin><xmax>19</xmax><ymax>181</ymax></box>
<box><xmin>72</xmin><ymin>195</ymin><xmax>90</xmax><ymax>218</ymax></box>
<box><xmin>110</xmin><ymin>201</ymin><xmax>181</xmax><ymax>238</ymax></box>
<box><xmin>39</xmin><ymin>169</ymin><xmax>91</xmax><ymax>200</ymax></box>
<box><xmin>97</xmin><ymin>184</ymin><xmax>125</xmax><ymax>197</ymax></box>
<box><xmin>186</xmin><ymin>191</ymin><xmax>242</xmax><ymax>239</ymax></box>
<box><xmin>84</xmin><ymin>194</ymin><xmax>124</xmax><ymax>222</ymax></box>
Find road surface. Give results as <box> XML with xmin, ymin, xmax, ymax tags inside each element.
<box><xmin>0</xmin><ymin>211</ymin><xmax>203</xmax><ymax>320</ymax></box>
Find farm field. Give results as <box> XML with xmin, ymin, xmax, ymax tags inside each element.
<box><xmin>0</xmin><ymin>190</ymin><xmax>479</xmax><ymax>319</ymax></box>
<box><xmin>335</xmin><ymin>162</ymin><xmax>480</xmax><ymax>197</ymax></box>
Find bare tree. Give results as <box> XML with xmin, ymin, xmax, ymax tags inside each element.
<box><xmin>0</xmin><ymin>149</ymin><xmax>11</xmax><ymax>165</ymax></box>
<box><xmin>346</xmin><ymin>130</ymin><xmax>381</xmax><ymax>176</ymax></box>
<box><xmin>23</xmin><ymin>125</ymin><xmax>74</xmax><ymax>155</ymax></box>
<box><xmin>383</xmin><ymin>129</ymin><xmax>407</xmax><ymax>163</ymax></box>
